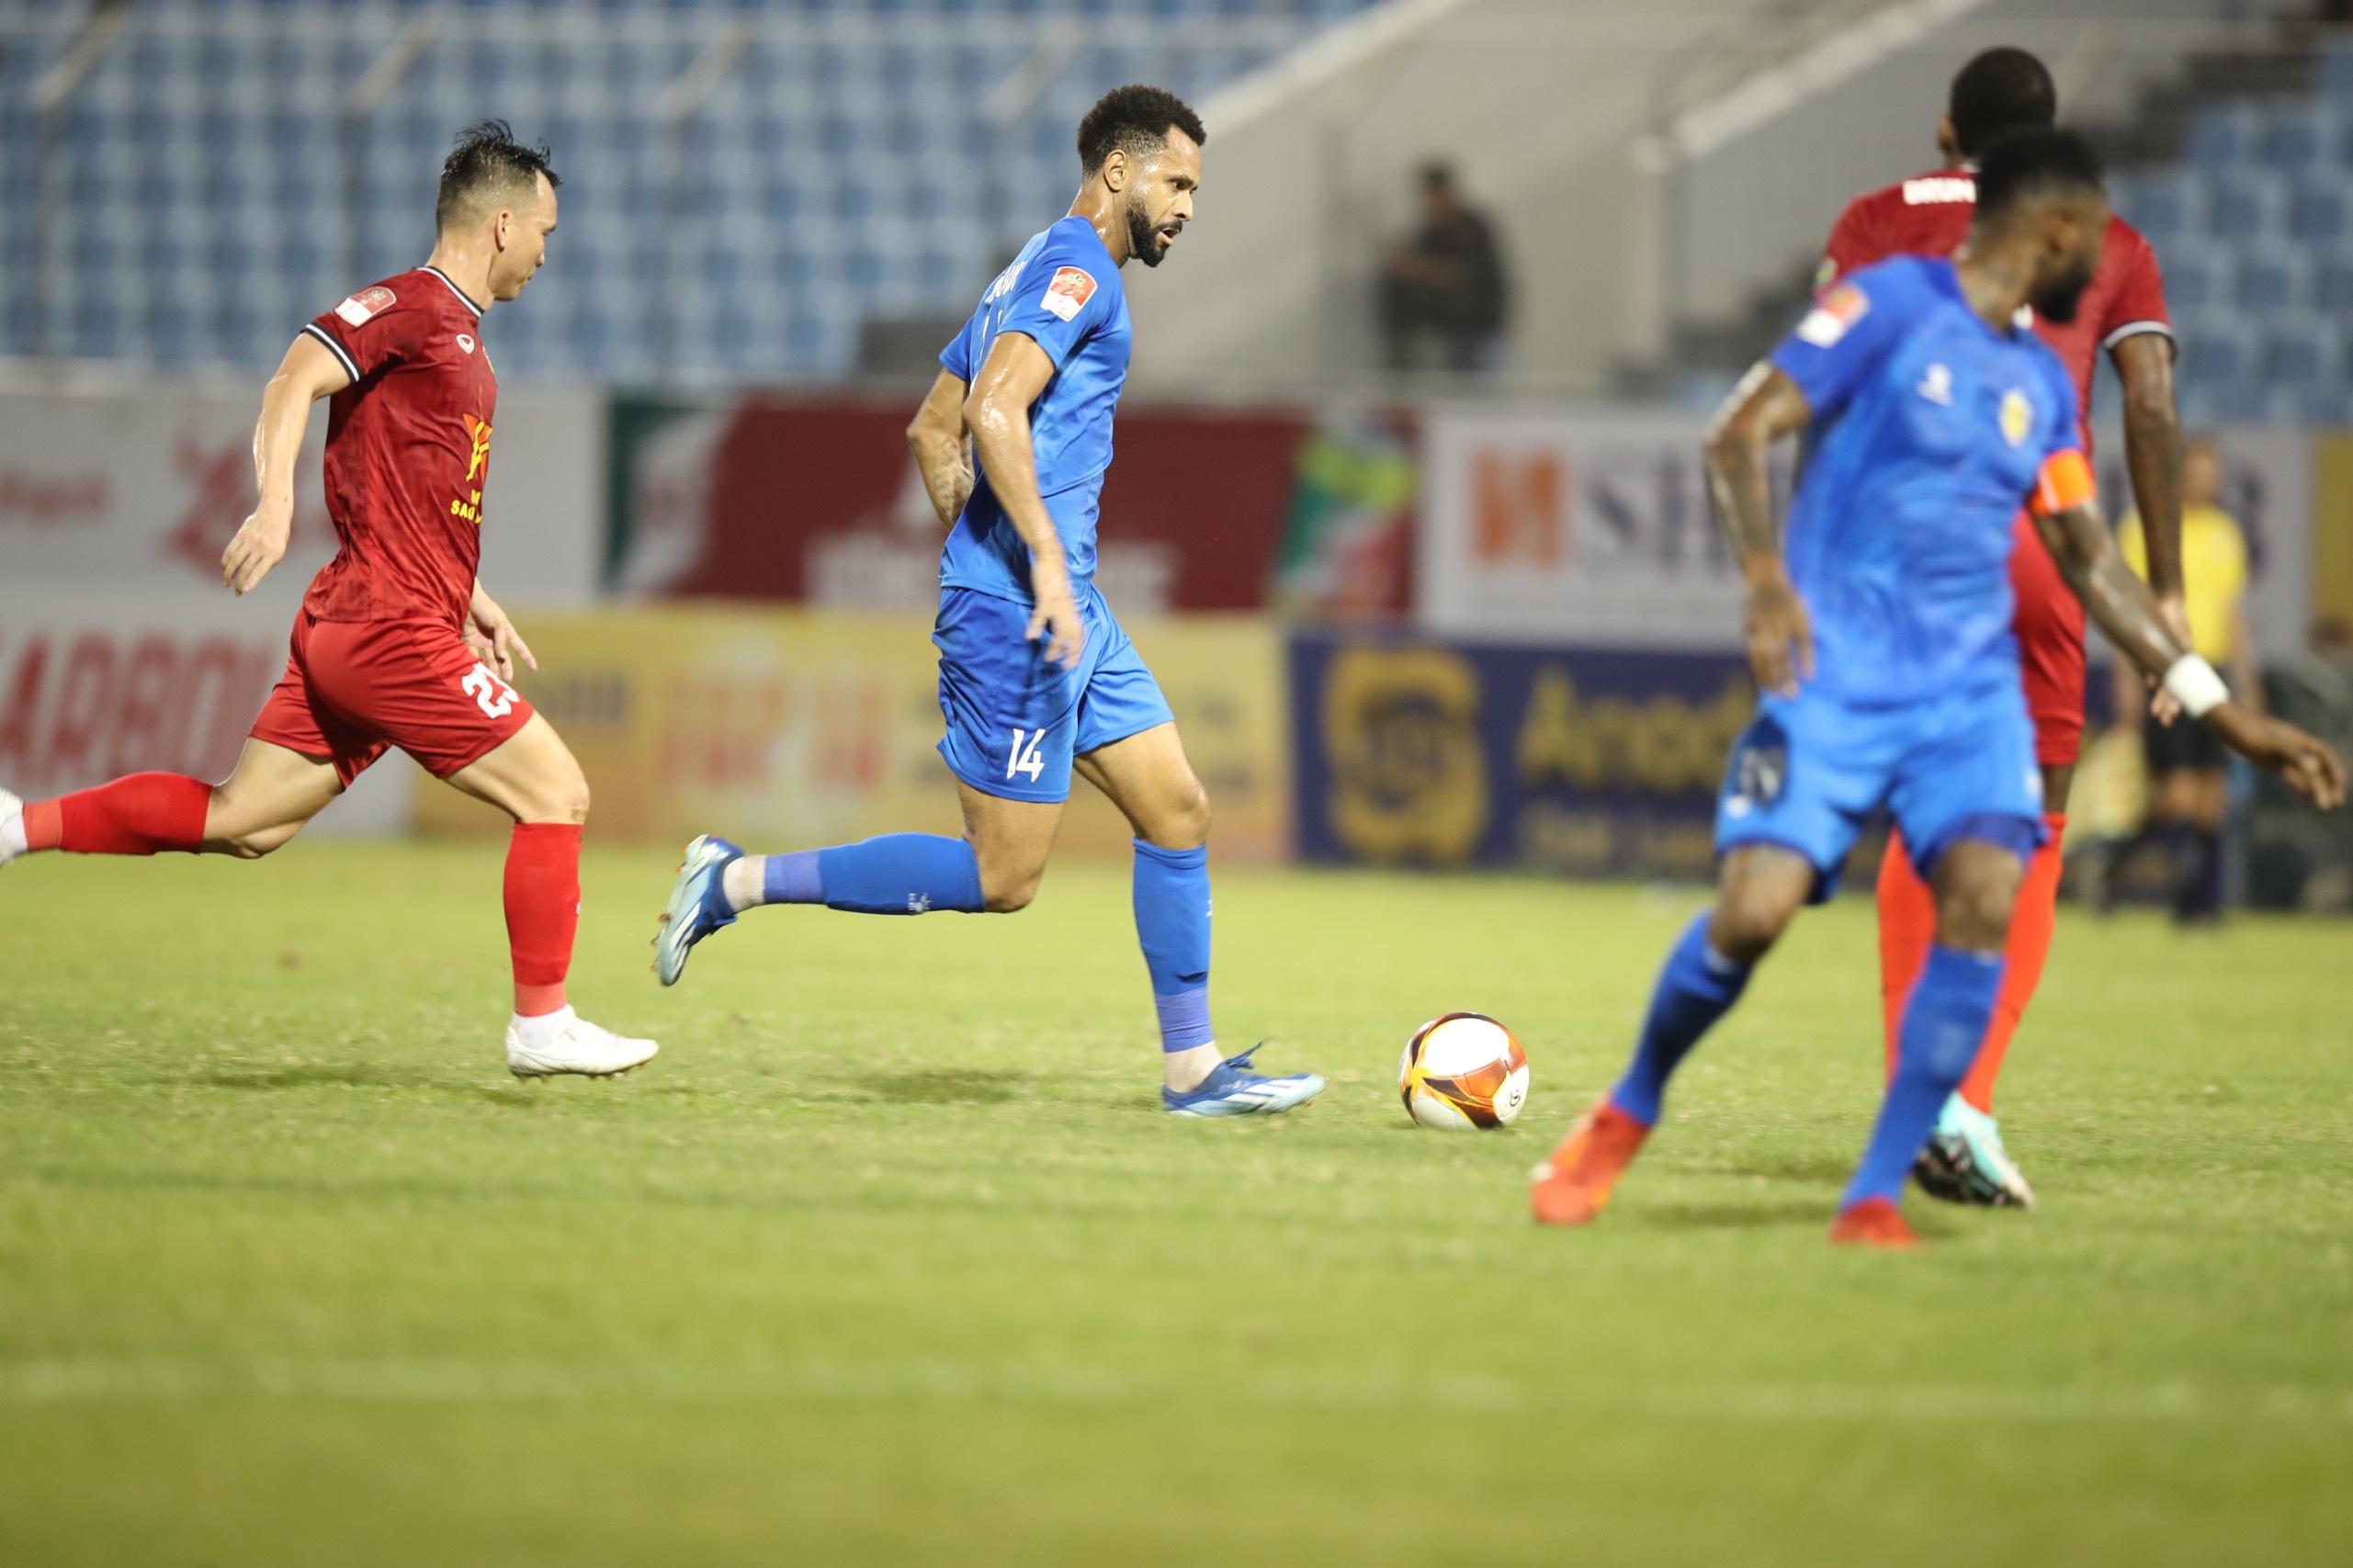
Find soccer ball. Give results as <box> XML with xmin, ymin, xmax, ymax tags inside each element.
<box><xmin>1398</xmin><ymin>1012</ymin><xmax>1530</xmax><ymax>1130</ymax></box>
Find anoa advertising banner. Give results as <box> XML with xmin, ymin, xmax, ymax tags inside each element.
<box><xmin>604</xmin><ymin>394</ymin><xmax>1417</xmax><ymax>619</ymax></box>
<box><xmin>1289</xmin><ymin>629</ymin><xmax>1752</xmax><ymax>880</ymax></box>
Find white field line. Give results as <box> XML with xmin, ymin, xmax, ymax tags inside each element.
<box><xmin>2</xmin><ymin>1359</ymin><xmax>2348</xmax><ymax>1424</ymax></box>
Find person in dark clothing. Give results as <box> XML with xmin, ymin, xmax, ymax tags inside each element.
<box><xmin>1377</xmin><ymin>162</ymin><xmax>1509</xmax><ymax>374</ymax></box>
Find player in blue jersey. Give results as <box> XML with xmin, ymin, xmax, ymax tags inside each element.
<box><xmin>1528</xmin><ymin>130</ymin><xmax>2342</xmax><ymax>1247</ymax></box>
<box><xmin>651</xmin><ymin>86</ymin><xmax>1323</xmax><ymax>1116</ymax></box>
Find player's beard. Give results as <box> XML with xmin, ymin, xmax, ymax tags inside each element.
<box><xmin>2031</xmin><ymin>257</ymin><xmax>2096</xmax><ymax>323</ymax></box>
<box><xmin>1127</xmin><ymin>197</ymin><xmax>1173</xmax><ymax>268</ymax></box>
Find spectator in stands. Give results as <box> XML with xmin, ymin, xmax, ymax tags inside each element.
<box><xmin>2107</xmin><ymin>436</ymin><xmax>2260</xmax><ymax>923</ymax></box>
<box><xmin>1376</xmin><ymin>161</ymin><xmax>1509</xmax><ymax>375</ymax></box>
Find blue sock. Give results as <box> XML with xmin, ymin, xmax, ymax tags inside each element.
<box><xmin>1841</xmin><ymin>944</ymin><xmax>2005</xmax><ymax>1210</ymax></box>
<box><xmin>1608</xmin><ymin>910</ymin><xmax>1753</xmax><ymax>1124</ymax></box>
<box><xmin>1132</xmin><ymin>840</ymin><xmax>1215</xmax><ymax>1053</ymax></box>
<box><xmin>740</xmin><ymin>834</ymin><xmax>984</xmax><ymax>916</ymax></box>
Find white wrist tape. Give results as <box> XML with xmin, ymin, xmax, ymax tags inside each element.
<box><xmin>2162</xmin><ymin>654</ymin><xmax>2229</xmax><ymax>719</ymax></box>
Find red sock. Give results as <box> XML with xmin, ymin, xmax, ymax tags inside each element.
<box><xmin>504</xmin><ymin>822</ymin><xmax>582</xmax><ymax>1017</ymax></box>
<box><xmin>1875</xmin><ymin>830</ymin><xmax>1937</xmax><ymax>1083</ymax></box>
<box><xmin>28</xmin><ymin>774</ymin><xmax>211</xmax><ymax>855</ymax></box>
<box><xmin>1959</xmin><ymin>812</ymin><xmax>2066</xmax><ymax>1114</ymax></box>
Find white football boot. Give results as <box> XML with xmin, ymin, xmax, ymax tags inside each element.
<box><xmin>0</xmin><ymin>787</ymin><xmax>24</xmax><ymax>866</ymax></box>
<box><xmin>503</xmin><ymin>1007</ymin><xmax>659</xmax><ymax>1080</ymax></box>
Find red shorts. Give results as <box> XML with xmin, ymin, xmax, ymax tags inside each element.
<box><xmin>249</xmin><ymin>613</ymin><xmax>533</xmax><ymax>785</ymax></box>
<box><xmin>2010</xmin><ymin>511</ymin><xmax>2087</xmax><ymax>770</ymax></box>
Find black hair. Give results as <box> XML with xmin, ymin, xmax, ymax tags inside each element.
<box><xmin>436</xmin><ymin>119</ymin><xmax>560</xmax><ymax>232</ymax></box>
<box><xmin>1973</xmin><ymin>126</ymin><xmax>2104</xmax><ymax>219</ymax></box>
<box><xmin>1948</xmin><ymin>47</ymin><xmax>2055</xmax><ymax>158</ymax></box>
<box><xmin>1077</xmin><ymin>85</ymin><xmax>1205</xmax><ymax>175</ymax></box>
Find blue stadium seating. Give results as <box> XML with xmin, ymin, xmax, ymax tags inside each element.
<box><xmin>2106</xmin><ymin>44</ymin><xmax>2353</xmax><ymax>427</ymax></box>
<box><xmin>0</xmin><ymin>0</ymin><xmax>1379</xmax><ymax>380</ymax></box>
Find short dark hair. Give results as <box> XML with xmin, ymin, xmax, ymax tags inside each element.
<box><xmin>1419</xmin><ymin>161</ymin><xmax>1456</xmax><ymax>194</ymax></box>
<box><xmin>1973</xmin><ymin>126</ymin><xmax>2104</xmax><ymax>219</ymax></box>
<box><xmin>1948</xmin><ymin>47</ymin><xmax>2055</xmax><ymax>158</ymax></box>
<box><xmin>436</xmin><ymin>119</ymin><xmax>560</xmax><ymax>232</ymax></box>
<box><xmin>1077</xmin><ymin>85</ymin><xmax>1205</xmax><ymax>175</ymax></box>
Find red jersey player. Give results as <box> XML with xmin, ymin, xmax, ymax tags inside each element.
<box><xmin>0</xmin><ymin>123</ymin><xmax>655</xmax><ymax>1078</ymax></box>
<box><xmin>1814</xmin><ymin>49</ymin><xmax>2187</xmax><ymax>1206</ymax></box>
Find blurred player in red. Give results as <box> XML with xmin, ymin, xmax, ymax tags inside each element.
<box><xmin>0</xmin><ymin>122</ymin><xmax>655</xmax><ymax>1078</ymax></box>
<box><xmin>1816</xmin><ymin>49</ymin><xmax>2185</xmax><ymax>1204</ymax></box>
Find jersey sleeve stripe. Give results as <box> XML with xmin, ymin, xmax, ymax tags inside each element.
<box><xmin>301</xmin><ymin>321</ymin><xmax>361</xmax><ymax>383</ymax></box>
<box><xmin>2101</xmin><ymin>320</ymin><xmax>2174</xmax><ymax>351</ymax></box>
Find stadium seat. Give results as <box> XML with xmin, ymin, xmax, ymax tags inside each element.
<box><xmin>2256</xmin><ymin>321</ymin><xmax>2340</xmax><ymax>389</ymax></box>
<box><xmin>2156</xmin><ymin>243</ymin><xmax>2221</xmax><ymax>312</ymax></box>
<box><xmin>2257</xmin><ymin>105</ymin><xmax>2335</xmax><ymax>171</ymax></box>
<box><xmin>2181</xmin><ymin>103</ymin><xmax>2260</xmax><ymax>169</ymax></box>
<box><xmin>2316</xmin><ymin>247</ymin><xmax>2353</xmax><ymax>313</ymax></box>
<box><xmin>2320</xmin><ymin>42</ymin><xmax>2353</xmax><ymax>104</ymax></box>
<box><xmin>2291</xmin><ymin>176</ymin><xmax>2350</xmax><ymax>242</ymax></box>
<box><xmin>2232</xmin><ymin>251</ymin><xmax>2309</xmax><ymax>313</ymax></box>
<box><xmin>2206</xmin><ymin>171</ymin><xmax>2290</xmax><ymax>238</ymax></box>
<box><xmin>0</xmin><ymin>0</ymin><xmax>1403</xmax><ymax>381</ymax></box>
<box><xmin>2175</xmin><ymin>315</ymin><xmax>2249</xmax><ymax>394</ymax></box>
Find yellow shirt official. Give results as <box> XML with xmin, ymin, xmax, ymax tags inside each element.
<box><xmin>2119</xmin><ymin>505</ymin><xmax>2248</xmax><ymax>662</ymax></box>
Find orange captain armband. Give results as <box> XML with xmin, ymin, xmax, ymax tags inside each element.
<box><xmin>2031</xmin><ymin>449</ymin><xmax>2095</xmax><ymax>519</ymax></box>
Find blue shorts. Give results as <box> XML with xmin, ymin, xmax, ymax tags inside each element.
<box><xmin>933</xmin><ymin>581</ymin><xmax>1174</xmax><ymax>804</ymax></box>
<box><xmin>1715</xmin><ymin>682</ymin><xmax>2046</xmax><ymax>901</ymax></box>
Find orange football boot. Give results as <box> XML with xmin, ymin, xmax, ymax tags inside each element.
<box><xmin>1827</xmin><ymin>1196</ymin><xmax>1920</xmax><ymax>1249</ymax></box>
<box><xmin>1529</xmin><ymin>1100</ymin><xmax>1651</xmax><ymax>1226</ymax></box>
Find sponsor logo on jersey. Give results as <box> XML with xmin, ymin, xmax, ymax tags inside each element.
<box><xmin>1039</xmin><ymin>265</ymin><xmax>1097</xmax><ymax>322</ymax></box>
<box><xmin>462</xmin><ymin>413</ymin><xmax>493</xmax><ymax>482</ymax></box>
<box><xmin>1794</xmin><ymin>281</ymin><xmax>1868</xmax><ymax>347</ymax></box>
<box><xmin>1917</xmin><ymin>363</ymin><xmax>1953</xmax><ymax>405</ymax></box>
<box><xmin>334</xmin><ymin>285</ymin><xmax>397</xmax><ymax>326</ymax></box>
<box><xmin>1902</xmin><ymin>175</ymin><xmax>1975</xmax><ymax>206</ymax></box>
<box><xmin>450</xmin><ymin>412</ymin><xmax>494</xmax><ymax>525</ymax></box>
<box><xmin>457</xmin><ymin>333</ymin><xmax>476</xmax><ymax>355</ymax></box>
<box><xmin>1999</xmin><ymin>389</ymin><xmax>2032</xmax><ymax>447</ymax></box>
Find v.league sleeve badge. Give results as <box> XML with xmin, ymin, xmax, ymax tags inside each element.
<box><xmin>1039</xmin><ymin>265</ymin><xmax>1097</xmax><ymax>323</ymax></box>
<box><xmin>335</xmin><ymin>285</ymin><xmax>398</xmax><ymax>327</ymax></box>
<box><xmin>1794</xmin><ymin>280</ymin><xmax>1868</xmax><ymax>347</ymax></box>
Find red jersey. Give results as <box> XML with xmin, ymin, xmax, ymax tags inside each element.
<box><xmin>298</xmin><ymin>265</ymin><xmax>498</xmax><ymax>626</ymax></box>
<box><xmin>1818</xmin><ymin>166</ymin><xmax>2172</xmax><ymax>434</ymax></box>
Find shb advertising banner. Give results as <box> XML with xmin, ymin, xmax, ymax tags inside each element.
<box><xmin>1415</xmin><ymin>407</ymin><xmax>1761</xmax><ymax>649</ymax></box>
<box><xmin>1418</xmin><ymin>408</ymin><xmax>2315</xmax><ymax>656</ymax></box>
<box><xmin>1289</xmin><ymin>629</ymin><xmax>1751</xmax><ymax>880</ymax></box>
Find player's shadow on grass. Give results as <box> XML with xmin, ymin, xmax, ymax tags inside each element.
<box><xmin>1690</xmin><ymin>1154</ymin><xmax>1858</xmax><ymax>1186</ymax></box>
<box><xmin>1634</xmin><ymin>1199</ymin><xmax>1831</xmax><ymax>1230</ymax></box>
<box><xmin>829</xmin><ymin>1066</ymin><xmax>1030</xmax><ymax>1106</ymax></box>
<box><xmin>192</xmin><ymin>1063</ymin><xmax>437</xmax><ymax>1092</ymax></box>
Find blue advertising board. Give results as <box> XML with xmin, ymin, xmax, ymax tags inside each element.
<box><xmin>1289</xmin><ymin>631</ymin><xmax>1756</xmax><ymax>879</ymax></box>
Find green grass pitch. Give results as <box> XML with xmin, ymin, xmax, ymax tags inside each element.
<box><xmin>2</xmin><ymin>843</ymin><xmax>2348</xmax><ymax>1565</ymax></box>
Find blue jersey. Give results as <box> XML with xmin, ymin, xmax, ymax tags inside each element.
<box><xmin>937</xmin><ymin>217</ymin><xmax>1133</xmax><ymax>603</ymax></box>
<box><xmin>1769</xmin><ymin>255</ymin><xmax>2085</xmax><ymax>706</ymax></box>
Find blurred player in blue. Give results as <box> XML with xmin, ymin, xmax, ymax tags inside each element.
<box><xmin>653</xmin><ymin>86</ymin><xmax>1322</xmax><ymax>1116</ymax></box>
<box><xmin>1529</xmin><ymin>130</ymin><xmax>2342</xmax><ymax>1246</ymax></box>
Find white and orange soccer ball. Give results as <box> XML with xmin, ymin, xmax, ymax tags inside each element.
<box><xmin>1397</xmin><ymin>1012</ymin><xmax>1531</xmax><ymax>1131</ymax></box>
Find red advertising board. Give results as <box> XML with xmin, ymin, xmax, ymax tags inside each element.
<box><xmin>606</xmin><ymin>394</ymin><xmax>1417</xmax><ymax>617</ymax></box>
